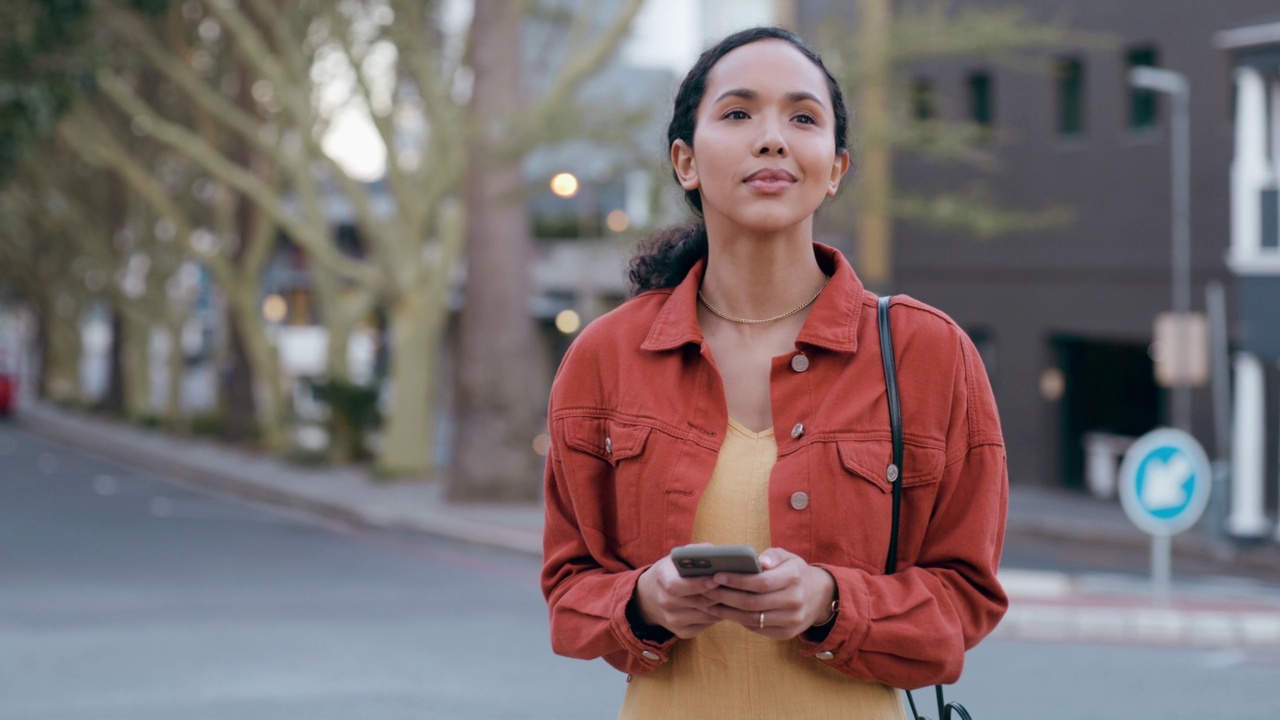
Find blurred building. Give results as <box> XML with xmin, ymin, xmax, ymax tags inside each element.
<box><xmin>794</xmin><ymin>1</ymin><xmax>1279</xmax><ymax>521</ymax></box>
<box><xmin>1218</xmin><ymin>18</ymin><xmax>1280</xmax><ymax>540</ymax></box>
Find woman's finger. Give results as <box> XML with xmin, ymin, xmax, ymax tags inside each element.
<box><xmin>704</xmin><ymin>603</ymin><xmax>808</xmax><ymax>637</ymax></box>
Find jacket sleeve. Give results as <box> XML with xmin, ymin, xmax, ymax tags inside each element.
<box><xmin>801</xmin><ymin>332</ymin><xmax>1009</xmax><ymax>689</ymax></box>
<box><xmin>540</xmin><ymin>361</ymin><xmax>678</xmax><ymax>675</ymax></box>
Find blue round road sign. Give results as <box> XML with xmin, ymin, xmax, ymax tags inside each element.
<box><xmin>1118</xmin><ymin>428</ymin><xmax>1212</xmax><ymax>537</ymax></box>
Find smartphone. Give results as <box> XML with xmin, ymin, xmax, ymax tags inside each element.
<box><xmin>671</xmin><ymin>544</ymin><xmax>761</xmax><ymax>577</ymax></box>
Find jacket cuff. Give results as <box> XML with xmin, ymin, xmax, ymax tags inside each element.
<box><xmin>799</xmin><ymin>564</ymin><xmax>872</xmax><ymax>669</ymax></box>
<box><xmin>626</xmin><ymin>589</ymin><xmax>676</xmax><ymax>643</ymax></box>
<box><xmin>607</xmin><ymin>566</ymin><xmax>677</xmax><ymax>673</ymax></box>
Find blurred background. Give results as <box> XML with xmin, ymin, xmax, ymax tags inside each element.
<box><xmin>3</xmin><ymin>1</ymin><xmax>1280</xmax><ymax>718</ymax></box>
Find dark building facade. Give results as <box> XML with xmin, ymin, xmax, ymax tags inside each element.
<box><xmin>798</xmin><ymin>0</ymin><xmax>1280</xmax><ymax>497</ymax></box>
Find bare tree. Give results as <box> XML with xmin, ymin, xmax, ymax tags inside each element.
<box><xmin>816</xmin><ymin>0</ymin><xmax>1096</xmax><ymax>288</ymax></box>
<box><xmin>82</xmin><ymin>0</ymin><xmax>642</xmax><ymax>479</ymax></box>
<box><xmin>0</xmin><ymin>172</ymin><xmax>96</xmax><ymax>404</ymax></box>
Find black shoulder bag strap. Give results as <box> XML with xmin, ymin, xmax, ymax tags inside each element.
<box><xmin>878</xmin><ymin>296</ymin><xmax>973</xmax><ymax>720</ymax></box>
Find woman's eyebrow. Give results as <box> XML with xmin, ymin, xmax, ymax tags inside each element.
<box><xmin>711</xmin><ymin>88</ymin><xmax>826</xmax><ymax>109</ymax></box>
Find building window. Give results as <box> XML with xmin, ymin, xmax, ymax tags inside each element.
<box><xmin>1127</xmin><ymin>46</ymin><xmax>1159</xmax><ymax>130</ymax></box>
<box><xmin>1056</xmin><ymin>58</ymin><xmax>1085</xmax><ymax>136</ymax></box>
<box><xmin>911</xmin><ymin>77</ymin><xmax>937</xmax><ymax>121</ymax></box>
<box><xmin>1263</xmin><ymin>187</ymin><xmax>1279</xmax><ymax>250</ymax></box>
<box><xmin>967</xmin><ymin>71</ymin><xmax>994</xmax><ymax>131</ymax></box>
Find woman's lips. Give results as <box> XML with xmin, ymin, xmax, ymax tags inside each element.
<box><xmin>744</xmin><ymin>169</ymin><xmax>796</xmax><ymax>194</ymax></box>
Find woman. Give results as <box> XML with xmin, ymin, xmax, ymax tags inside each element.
<box><xmin>542</xmin><ymin>26</ymin><xmax>1007</xmax><ymax>719</ymax></box>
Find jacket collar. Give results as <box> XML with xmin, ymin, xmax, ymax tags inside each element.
<box><xmin>640</xmin><ymin>242</ymin><xmax>864</xmax><ymax>354</ymax></box>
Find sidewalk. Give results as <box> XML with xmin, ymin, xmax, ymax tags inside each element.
<box><xmin>15</xmin><ymin>402</ymin><xmax>1280</xmax><ymax>648</ymax></box>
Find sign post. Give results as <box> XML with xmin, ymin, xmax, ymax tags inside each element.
<box><xmin>1118</xmin><ymin>428</ymin><xmax>1212</xmax><ymax>606</ymax></box>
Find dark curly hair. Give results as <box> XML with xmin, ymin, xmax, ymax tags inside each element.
<box><xmin>628</xmin><ymin>26</ymin><xmax>850</xmax><ymax>293</ymax></box>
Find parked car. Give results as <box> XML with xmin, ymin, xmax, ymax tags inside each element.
<box><xmin>0</xmin><ymin>366</ymin><xmax>13</xmax><ymax>417</ymax></box>
<box><xmin>0</xmin><ymin>348</ymin><xmax>15</xmax><ymax>415</ymax></box>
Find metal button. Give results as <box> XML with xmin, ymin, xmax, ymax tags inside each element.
<box><xmin>790</xmin><ymin>491</ymin><xmax>809</xmax><ymax>510</ymax></box>
<box><xmin>641</xmin><ymin>649</ymin><xmax>660</xmax><ymax>661</ymax></box>
<box><xmin>605</xmin><ymin>437</ymin><xmax>612</xmax><ymax>455</ymax></box>
<box><xmin>791</xmin><ymin>423</ymin><xmax>804</xmax><ymax>439</ymax></box>
<box><xmin>886</xmin><ymin>464</ymin><xmax>899</xmax><ymax>482</ymax></box>
<box><xmin>791</xmin><ymin>354</ymin><xmax>810</xmax><ymax>372</ymax></box>
<box><xmin>815</xmin><ymin>650</ymin><xmax>835</xmax><ymax>661</ymax></box>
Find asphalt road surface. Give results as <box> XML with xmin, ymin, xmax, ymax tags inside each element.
<box><xmin>2</xmin><ymin>422</ymin><xmax>1278</xmax><ymax>720</ymax></box>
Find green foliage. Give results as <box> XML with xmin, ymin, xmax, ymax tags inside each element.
<box><xmin>894</xmin><ymin>184</ymin><xmax>1074</xmax><ymax>240</ymax></box>
<box><xmin>0</xmin><ymin>0</ymin><xmax>174</xmax><ymax>179</ymax></box>
<box><xmin>309</xmin><ymin>377</ymin><xmax>381</xmax><ymax>462</ymax></box>
<box><xmin>885</xmin><ymin>1</ymin><xmax>1113</xmax><ymax>68</ymax></box>
<box><xmin>127</xmin><ymin>0</ymin><xmax>172</xmax><ymax>17</ymax></box>
<box><xmin>0</xmin><ymin>0</ymin><xmax>95</xmax><ymax>179</ymax></box>
<box><xmin>189</xmin><ymin>411</ymin><xmax>228</xmax><ymax>438</ymax></box>
<box><xmin>134</xmin><ymin>412</ymin><xmax>164</xmax><ymax>428</ymax></box>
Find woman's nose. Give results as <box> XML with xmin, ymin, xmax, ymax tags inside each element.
<box><xmin>755</xmin><ymin>121</ymin><xmax>787</xmax><ymax>156</ymax></box>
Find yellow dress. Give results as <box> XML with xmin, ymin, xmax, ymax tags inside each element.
<box><xmin>619</xmin><ymin>419</ymin><xmax>906</xmax><ymax>720</ymax></box>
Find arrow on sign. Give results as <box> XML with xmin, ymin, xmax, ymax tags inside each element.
<box><xmin>1141</xmin><ymin>454</ymin><xmax>1191</xmax><ymax>511</ymax></box>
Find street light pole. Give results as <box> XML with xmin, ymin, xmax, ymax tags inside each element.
<box><xmin>1129</xmin><ymin>66</ymin><xmax>1192</xmax><ymax>605</ymax></box>
<box><xmin>1129</xmin><ymin>66</ymin><xmax>1192</xmax><ymax>432</ymax></box>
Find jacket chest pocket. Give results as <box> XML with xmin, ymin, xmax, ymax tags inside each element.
<box><xmin>813</xmin><ymin>439</ymin><xmax>946</xmax><ymax>571</ymax></box>
<box><xmin>561</xmin><ymin>417</ymin><xmax>658</xmax><ymax>548</ymax></box>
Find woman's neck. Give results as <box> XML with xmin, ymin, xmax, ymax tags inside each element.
<box><xmin>698</xmin><ymin>223</ymin><xmax>827</xmax><ymax>323</ymax></box>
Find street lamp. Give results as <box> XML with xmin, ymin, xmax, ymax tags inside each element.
<box><xmin>1129</xmin><ymin>66</ymin><xmax>1192</xmax><ymax>432</ymax></box>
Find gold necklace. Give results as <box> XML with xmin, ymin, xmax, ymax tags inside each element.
<box><xmin>698</xmin><ymin>276</ymin><xmax>830</xmax><ymax>325</ymax></box>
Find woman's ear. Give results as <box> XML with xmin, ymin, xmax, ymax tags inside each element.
<box><xmin>827</xmin><ymin>149</ymin><xmax>851</xmax><ymax>197</ymax></box>
<box><xmin>671</xmin><ymin>139</ymin><xmax>700</xmax><ymax>191</ymax></box>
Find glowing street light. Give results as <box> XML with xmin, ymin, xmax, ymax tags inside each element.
<box><xmin>550</xmin><ymin>172</ymin><xmax>579</xmax><ymax>198</ymax></box>
<box><xmin>555</xmin><ymin>309</ymin><xmax>582</xmax><ymax>334</ymax></box>
<box><xmin>606</xmin><ymin>209</ymin><xmax>631</xmax><ymax>233</ymax></box>
<box><xmin>262</xmin><ymin>294</ymin><xmax>287</xmax><ymax>323</ymax></box>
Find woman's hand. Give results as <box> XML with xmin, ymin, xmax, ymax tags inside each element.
<box><xmin>702</xmin><ymin>548</ymin><xmax>836</xmax><ymax>639</ymax></box>
<box><xmin>633</xmin><ymin>552</ymin><xmax>723</xmax><ymax>639</ymax></box>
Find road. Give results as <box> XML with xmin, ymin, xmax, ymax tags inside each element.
<box><xmin>2</xmin><ymin>421</ymin><xmax>1278</xmax><ymax>720</ymax></box>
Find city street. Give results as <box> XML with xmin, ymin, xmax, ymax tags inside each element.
<box><xmin>3</xmin><ymin>421</ymin><xmax>1278</xmax><ymax>720</ymax></box>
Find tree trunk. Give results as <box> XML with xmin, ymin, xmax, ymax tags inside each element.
<box><xmin>39</xmin><ymin>298</ymin><xmax>83</xmax><ymax>403</ymax></box>
<box><xmin>855</xmin><ymin>0</ymin><xmax>893</xmax><ymax>291</ymax></box>
<box><xmin>448</xmin><ymin>0</ymin><xmax>541</xmax><ymax>501</ymax></box>
<box><xmin>103</xmin><ymin>308</ymin><xmax>126</xmax><ymax>415</ymax></box>
<box><xmin>375</xmin><ymin>285</ymin><xmax>445</xmax><ymax>478</ymax></box>
<box><xmin>121</xmin><ymin>312</ymin><xmax>152</xmax><ymax>419</ymax></box>
<box><xmin>165</xmin><ymin>320</ymin><xmax>185</xmax><ymax>428</ymax></box>
<box><xmin>224</xmin><ymin>287</ymin><xmax>286</xmax><ymax>451</ymax></box>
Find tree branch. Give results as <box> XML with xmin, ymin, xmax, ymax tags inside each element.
<box><xmin>201</xmin><ymin>0</ymin><xmax>312</xmax><ymax>126</ymax></box>
<box><xmin>318</xmin><ymin>2</ymin><xmax>411</xmax><ymax>199</ymax></box>
<box><xmin>94</xmin><ymin>69</ymin><xmax>377</xmax><ymax>286</ymax></box>
<box><xmin>99</xmin><ymin>5</ymin><xmax>279</xmax><ymax>163</ymax></box>
<box><xmin>511</xmin><ymin>0</ymin><xmax>643</xmax><ymax>153</ymax></box>
<box><xmin>58</xmin><ymin>108</ymin><xmax>236</xmax><ymax>290</ymax></box>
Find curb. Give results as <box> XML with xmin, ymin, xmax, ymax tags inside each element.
<box><xmin>996</xmin><ymin>602</ymin><xmax>1280</xmax><ymax>648</ymax></box>
<box><xmin>17</xmin><ymin>406</ymin><xmax>545</xmax><ymax>556</ymax></box>
<box><xmin>1005</xmin><ymin>514</ymin><xmax>1280</xmax><ymax>579</ymax></box>
<box><xmin>19</xmin><ymin>408</ymin><xmax>368</xmax><ymax>526</ymax></box>
<box><xmin>996</xmin><ymin>569</ymin><xmax>1280</xmax><ymax>648</ymax></box>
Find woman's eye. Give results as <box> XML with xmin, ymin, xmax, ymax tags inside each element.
<box><xmin>794</xmin><ymin>113</ymin><xmax>817</xmax><ymax>125</ymax></box>
<box><xmin>725</xmin><ymin>109</ymin><xmax>750</xmax><ymax>120</ymax></box>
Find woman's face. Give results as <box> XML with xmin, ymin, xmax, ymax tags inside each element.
<box><xmin>672</xmin><ymin>39</ymin><xmax>849</xmax><ymax>237</ymax></box>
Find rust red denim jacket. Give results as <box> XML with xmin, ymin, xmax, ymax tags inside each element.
<box><xmin>541</xmin><ymin>243</ymin><xmax>1008</xmax><ymax>691</ymax></box>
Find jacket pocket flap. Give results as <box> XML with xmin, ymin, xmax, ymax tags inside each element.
<box><xmin>837</xmin><ymin>439</ymin><xmax>945</xmax><ymax>492</ymax></box>
<box><xmin>564</xmin><ymin>417</ymin><xmax>651</xmax><ymax>465</ymax></box>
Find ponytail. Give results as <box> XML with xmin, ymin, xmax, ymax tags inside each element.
<box><xmin>628</xmin><ymin>222</ymin><xmax>708</xmax><ymax>293</ymax></box>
